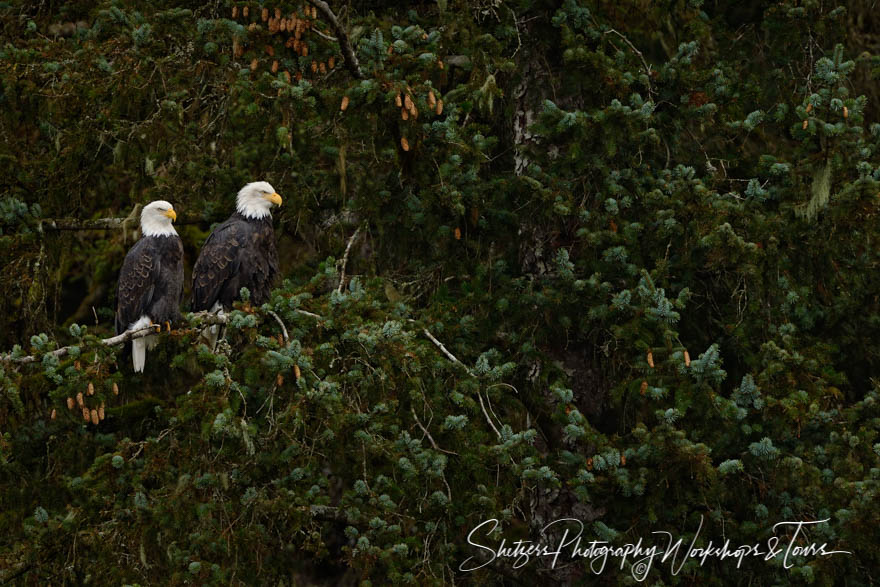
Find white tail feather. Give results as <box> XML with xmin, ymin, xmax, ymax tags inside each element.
<box><xmin>133</xmin><ymin>337</ymin><xmax>147</xmax><ymax>372</ymax></box>
<box><xmin>130</xmin><ymin>316</ymin><xmax>152</xmax><ymax>373</ymax></box>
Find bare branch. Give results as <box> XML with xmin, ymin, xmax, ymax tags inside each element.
<box><xmin>411</xmin><ymin>405</ymin><xmax>459</xmax><ymax>455</ymax></box>
<box><xmin>2</xmin><ymin>313</ymin><xmax>230</xmax><ymax>365</ymax></box>
<box><xmin>267</xmin><ymin>310</ymin><xmax>289</xmax><ymax>343</ymax></box>
<box><xmin>311</xmin><ymin>28</ymin><xmax>337</xmax><ymax>43</ymax></box>
<box><xmin>409</xmin><ymin>320</ymin><xmax>504</xmax><ymax>440</ymax></box>
<box><xmin>605</xmin><ymin>28</ymin><xmax>654</xmax><ymax>98</ymax></box>
<box><xmin>194</xmin><ymin>307</ymin><xmax>323</xmax><ymax>323</ymax></box>
<box><xmin>40</xmin><ymin>217</ymin><xmax>201</xmax><ymax>231</ymax></box>
<box><xmin>419</xmin><ymin>327</ymin><xmax>475</xmax><ymax>377</ymax></box>
<box><xmin>294</xmin><ymin>309</ymin><xmax>323</xmax><ymax>320</ymax></box>
<box><xmin>477</xmin><ymin>390</ymin><xmax>503</xmax><ymax>440</ymax></box>
<box><xmin>186</xmin><ymin>311</ymin><xmax>230</xmax><ymax>326</ymax></box>
<box><xmin>1</xmin><ymin>325</ymin><xmax>159</xmax><ymax>364</ymax></box>
<box><xmin>41</xmin><ymin>217</ymin><xmax>127</xmax><ymax>230</ymax></box>
<box><xmin>306</xmin><ymin>0</ymin><xmax>364</xmax><ymax>79</ymax></box>
<box><xmin>1</xmin><ymin>307</ymin><xmax>322</xmax><ymax>367</ymax></box>
<box><xmin>337</xmin><ymin>225</ymin><xmax>363</xmax><ymax>294</ymax></box>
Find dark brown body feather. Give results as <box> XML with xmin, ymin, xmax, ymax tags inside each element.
<box><xmin>115</xmin><ymin>235</ymin><xmax>184</xmax><ymax>334</ymax></box>
<box><xmin>191</xmin><ymin>213</ymin><xmax>279</xmax><ymax>310</ymax></box>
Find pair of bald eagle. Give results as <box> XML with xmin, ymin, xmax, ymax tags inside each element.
<box><xmin>114</xmin><ymin>182</ymin><xmax>282</xmax><ymax>372</ymax></box>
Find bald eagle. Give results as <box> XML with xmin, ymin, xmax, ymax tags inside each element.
<box><xmin>191</xmin><ymin>182</ymin><xmax>282</xmax><ymax>344</ymax></box>
<box><xmin>115</xmin><ymin>200</ymin><xmax>184</xmax><ymax>373</ymax></box>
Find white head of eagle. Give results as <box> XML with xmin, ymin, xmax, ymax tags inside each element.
<box><xmin>236</xmin><ymin>181</ymin><xmax>283</xmax><ymax>219</ymax></box>
<box><xmin>140</xmin><ymin>200</ymin><xmax>178</xmax><ymax>237</ymax></box>
<box><xmin>115</xmin><ymin>200</ymin><xmax>185</xmax><ymax>373</ymax></box>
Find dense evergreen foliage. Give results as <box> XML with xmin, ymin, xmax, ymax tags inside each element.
<box><xmin>2</xmin><ymin>0</ymin><xmax>879</xmax><ymax>583</ymax></box>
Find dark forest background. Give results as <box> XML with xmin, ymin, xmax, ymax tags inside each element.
<box><xmin>2</xmin><ymin>0</ymin><xmax>880</xmax><ymax>584</ymax></box>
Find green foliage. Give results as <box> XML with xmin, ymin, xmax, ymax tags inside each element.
<box><xmin>1</xmin><ymin>0</ymin><xmax>880</xmax><ymax>584</ymax></box>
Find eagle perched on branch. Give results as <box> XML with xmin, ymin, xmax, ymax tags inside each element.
<box><xmin>115</xmin><ymin>200</ymin><xmax>184</xmax><ymax>372</ymax></box>
<box><xmin>191</xmin><ymin>181</ymin><xmax>282</xmax><ymax>345</ymax></box>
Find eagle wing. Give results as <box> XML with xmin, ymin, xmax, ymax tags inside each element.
<box><xmin>191</xmin><ymin>220</ymin><xmax>243</xmax><ymax>311</ymax></box>
<box><xmin>115</xmin><ymin>239</ymin><xmax>161</xmax><ymax>334</ymax></box>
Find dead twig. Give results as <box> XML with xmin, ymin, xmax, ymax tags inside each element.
<box><xmin>411</xmin><ymin>405</ymin><xmax>459</xmax><ymax>455</ymax></box>
<box><xmin>311</xmin><ymin>28</ymin><xmax>337</xmax><ymax>42</ymax></box>
<box><xmin>412</xmin><ymin>321</ymin><xmax>503</xmax><ymax>440</ymax></box>
<box><xmin>605</xmin><ymin>28</ymin><xmax>654</xmax><ymax>98</ymax></box>
<box><xmin>306</xmin><ymin>0</ymin><xmax>364</xmax><ymax>79</ymax></box>
<box><xmin>477</xmin><ymin>390</ymin><xmax>502</xmax><ymax>440</ymax></box>
<box><xmin>337</xmin><ymin>225</ymin><xmax>363</xmax><ymax>294</ymax></box>
<box><xmin>294</xmin><ymin>309</ymin><xmax>323</xmax><ymax>320</ymax></box>
<box><xmin>419</xmin><ymin>327</ymin><xmax>474</xmax><ymax>376</ymax></box>
<box><xmin>267</xmin><ymin>310</ymin><xmax>289</xmax><ymax>343</ymax></box>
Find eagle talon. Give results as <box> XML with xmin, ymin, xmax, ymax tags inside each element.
<box><xmin>164</xmin><ymin>321</ymin><xmax>172</xmax><ymax>332</ymax></box>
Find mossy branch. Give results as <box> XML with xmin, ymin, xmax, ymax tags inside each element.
<box><xmin>1</xmin><ymin>313</ymin><xmax>229</xmax><ymax>365</ymax></box>
<box><xmin>40</xmin><ymin>217</ymin><xmax>201</xmax><ymax>231</ymax></box>
<box><xmin>2</xmin><ymin>325</ymin><xmax>161</xmax><ymax>364</ymax></box>
<box><xmin>1</xmin><ymin>309</ymin><xmax>321</xmax><ymax>366</ymax></box>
